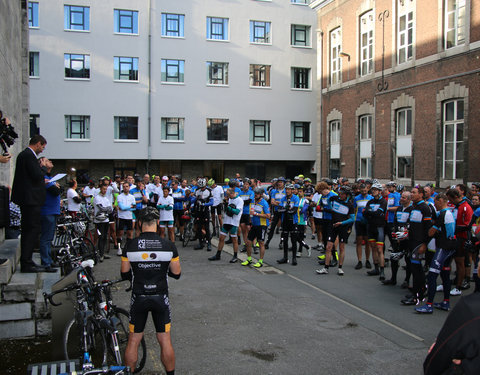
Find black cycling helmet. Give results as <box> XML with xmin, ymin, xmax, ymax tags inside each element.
<box><xmin>254</xmin><ymin>187</ymin><xmax>264</xmax><ymax>195</ymax></box>
<box><xmin>197</xmin><ymin>178</ymin><xmax>207</xmax><ymax>188</ymax></box>
<box><xmin>365</xmin><ymin>179</ymin><xmax>373</xmax><ymax>185</ymax></box>
<box><xmin>285</xmin><ymin>183</ymin><xmax>295</xmax><ymax>189</ymax></box>
<box><xmin>339</xmin><ymin>185</ymin><xmax>352</xmax><ymax>195</ymax></box>
<box><xmin>137</xmin><ymin>206</ymin><xmax>160</xmax><ymax>222</ymax></box>
<box><xmin>397</xmin><ymin>184</ymin><xmax>405</xmax><ymax>192</ymax></box>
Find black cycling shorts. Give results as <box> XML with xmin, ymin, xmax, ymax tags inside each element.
<box><xmin>211</xmin><ymin>204</ymin><xmax>223</xmax><ymax>215</ymax></box>
<box><xmin>118</xmin><ymin>218</ymin><xmax>133</xmax><ymax>231</ymax></box>
<box><xmin>173</xmin><ymin>209</ymin><xmax>184</xmax><ymax>223</ymax></box>
<box><xmin>240</xmin><ymin>214</ymin><xmax>251</xmax><ymax>225</ymax></box>
<box><xmin>355</xmin><ymin>221</ymin><xmax>368</xmax><ymax>237</ymax></box>
<box><xmin>129</xmin><ymin>293</ymin><xmax>171</xmax><ymax>333</ymax></box>
<box><xmin>368</xmin><ymin>225</ymin><xmax>385</xmax><ymax>244</ymax></box>
<box><xmin>248</xmin><ymin>225</ymin><xmax>267</xmax><ymax>242</ymax></box>
<box><xmin>328</xmin><ymin>225</ymin><xmax>352</xmax><ymax>244</ymax></box>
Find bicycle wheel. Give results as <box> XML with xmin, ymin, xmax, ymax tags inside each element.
<box><xmin>214</xmin><ymin>216</ymin><xmax>220</xmax><ymax>239</ymax></box>
<box><xmin>63</xmin><ymin>316</ymin><xmax>107</xmax><ymax>368</ymax></box>
<box><xmin>109</xmin><ymin>308</ymin><xmax>146</xmax><ymax>374</ymax></box>
<box><xmin>77</xmin><ymin>236</ymin><xmax>98</xmax><ymax>262</ymax></box>
<box><xmin>183</xmin><ymin>222</ymin><xmax>192</xmax><ymax>247</ymax></box>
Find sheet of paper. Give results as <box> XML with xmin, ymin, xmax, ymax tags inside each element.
<box><xmin>48</xmin><ymin>173</ymin><xmax>67</xmax><ymax>183</ymax></box>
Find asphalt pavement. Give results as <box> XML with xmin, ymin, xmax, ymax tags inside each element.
<box><xmin>94</xmin><ymin>230</ymin><xmax>473</xmax><ymax>375</ymax></box>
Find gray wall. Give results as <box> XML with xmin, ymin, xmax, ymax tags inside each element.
<box><xmin>0</xmin><ymin>0</ymin><xmax>29</xmax><ymax>241</ymax></box>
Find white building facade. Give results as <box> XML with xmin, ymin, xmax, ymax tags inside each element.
<box><xmin>28</xmin><ymin>0</ymin><xmax>318</xmax><ymax>182</ymax></box>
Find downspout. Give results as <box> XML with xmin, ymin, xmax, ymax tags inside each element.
<box><xmin>317</xmin><ymin>30</ymin><xmax>323</xmax><ymax>182</ymax></box>
<box><xmin>146</xmin><ymin>0</ymin><xmax>152</xmax><ymax>173</ymax></box>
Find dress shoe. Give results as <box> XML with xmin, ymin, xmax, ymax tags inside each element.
<box><xmin>382</xmin><ymin>279</ymin><xmax>397</xmax><ymax>285</ymax></box>
<box><xmin>276</xmin><ymin>258</ymin><xmax>288</xmax><ymax>264</ymax></box>
<box><xmin>43</xmin><ymin>266</ymin><xmax>57</xmax><ymax>273</ymax></box>
<box><xmin>21</xmin><ymin>265</ymin><xmax>43</xmax><ymax>273</ymax></box>
<box><xmin>291</xmin><ymin>258</ymin><xmax>297</xmax><ymax>266</ymax></box>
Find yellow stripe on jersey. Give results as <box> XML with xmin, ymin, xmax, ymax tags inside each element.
<box><xmin>171</xmin><ymin>256</ymin><xmax>179</xmax><ymax>262</ymax></box>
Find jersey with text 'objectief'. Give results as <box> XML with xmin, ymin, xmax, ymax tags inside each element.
<box><xmin>364</xmin><ymin>197</ymin><xmax>387</xmax><ymax>227</ymax></box>
<box><xmin>328</xmin><ymin>195</ymin><xmax>354</xmax><ymax>226</ymax></box>
<box><xmin>123</xmin><ymin>232</ymin><xmax>179</xmax><ymax>296</ymax></box>
<box><xmin>408</xmin><ymin>200</ymin><xmax>432</xmax><ymax>244</ymax></box>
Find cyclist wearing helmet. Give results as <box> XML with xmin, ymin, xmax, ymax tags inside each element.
<box><xmin>193</xmin><ymin>177</ymin><xmax>214</xmax><ymax>251</ymax></box>
<box><xmin>265</xmin><ymin>177</ymin><xmax>286</xmax><ymax>249</ymax></box>
<box><xmin>157</xmin><ymin>186</ymin><xmax>175</xmax><ymax>242</ymax></box>
<box><xmin>121</xmin><ymin>207</ymin><xmax>180</xmax><ymax>375</ymax></box>
<box><xmin>276</xmin><ymin>183</ymin><xmax>300</xmax><ymax>265</ymax></box>
<box><xmin>170</xmin><ymin>180</ymin><xmax>186</xmax><ymax>240</ymax></box>
<box><xmin>209</xmin><ymin>179</ymin><xmax>225</xmax><ymax>234</ymax></box>
<box><xmin>364</xmin><ymin>183</ymin><xmax>388</xmax><ymax>280</ymax></box>
<box><xmin>303</xmin><ymin>178</ymin><xmax>316</xmax><ymax>239</ymax></box>
<box><xmin>239</xmin><ymin>179</ymin><xmax>255</xmax><ymax>251</ymax></box>
<box><xmin>241</xmin><ymin>187</ymin><xmax>271</xmax><ymax>268</ymax></box>
<box><xmin>386</xmin><ymin>181</ymin><xmax>401</xmax><ymax>256</ymax></box>
<box><xmin>209</xmin><ymin>187</ymin><xmax>244</xmax><ymax>263</ymax></box>
<box><xmin>353</xmin><ymin>183</ymin><xmax>373</xmax><ymax>270</ymax></box>
<box><xmin>383</xmin><ymin>190</ymin><xmax>412</xmax><ymax>286</ymax></box>
<box><xmin>316</xmin><ymin>186</ymin><xmax>354</xmax><ymax>275</ymax></box>
<box><xmin>295</xmin><ymin>185</ymin><xmax>311</xmax><ymax>257</ymax></box>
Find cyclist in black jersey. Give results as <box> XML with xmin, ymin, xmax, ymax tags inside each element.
<box><xmin>121</xmin><ymin>207</ymin><xmax>181</xmax><ymax>375</ymax></box>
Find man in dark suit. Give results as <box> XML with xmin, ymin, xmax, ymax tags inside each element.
<box><xmin>11</xmin><ymin>134</ymin><xmax>51</xmax><ymax>273</ymax></box>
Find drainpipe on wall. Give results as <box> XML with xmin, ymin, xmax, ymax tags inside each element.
<box><xmin>146</xmin><ymin>0</ymin><xmax>152</xmax><ymax>173</ymax></box>
<box><xmin>316</xmin><ymin>30</ymin><xmax>323</xmax><ymax>182</ymax></box>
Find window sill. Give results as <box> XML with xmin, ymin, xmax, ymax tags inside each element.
<box><xmin>161</xmin><ymin>35</ymin><xmax>185</xmax><ymax>39</ymax></box>
<box><xmin>64</xmin><ymin>77</ymin><xmax>91</xmax><ymax>81</ymax></box>
<box><xmin>114</xmin><ymin>32</ymin><xmax>139</xmax><ymax>36</ymax></box>
<box><xmin>250</xmin><ymin>42</ymin><xmax>272</xmax><ymax>46</ymax></box>
<box><xmin>29</xmin><ymin>76</ymin><xmax>40</xmax><ymax>79</ymax></box>
<box><xmin>250</xmin><ymin>86</ymin><xmax>271</xmax><ymax>90</ymax></box>
<box><xmin>291</xmin><ymin>142</ymin><xmax>312</xmax><ymax>145</ymax></box>
<box><xmin>29</xmin><ymin>26</ymin><xmax>39</xmax><ymax>30</ymax></box>
<box><xmin>206</xmin><ymin>38</ymin><xmax>230</xmax><ymax>43</ymax></box>
<box><xmin>64</xmin><ymin>29</ymin><xmax>90</xmax><ymax>33</ymax></box>
<box><xmin>250</xmin><ymin>142</ymin><xmax>271</xmax><ymax>145</ymax></box>
<box><xmin>161</xmin><ymin>140</ymin><xmax>184</xmax><ymax>143</ymax></box>
<box><xmin>65</xmin><ymin>138</ymin><xmax>90</xmax><ymax>142</ymax></box>
<box><xmin>114</xmin><ymin>79</ymin><xmax>139</xmax><ymax>83</ymax></box>
<box><xmin>114</xmin><ymin>139</ymin><xmax>139</xmax><ymax>143</ymax></box>
<box><xmin>207</xmin><ymin>84</ymin><xmax>229</xmax><ymax>88</ymax></box>
<box><xmin>161</xmin><ymin>81</ymin><xmax>185</xmax><ymax>85</ymax></box>
<box><xmin>291</xmin><ymin>88</ymin><xmax>312</xmax><ymax>92</ymax></box>
<box><xmin>206</xmin><ymin>141</ymin><xmax>229</xmax><ymax>144</ymax></box>
<box><xmin>291</xmin><ymin>45</ymin><xmax>312</xmax><ymax>49</ymax></box>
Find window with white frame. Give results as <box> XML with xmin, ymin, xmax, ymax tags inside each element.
<box><xmin>161</xmin><ymin>13</ymin><xmax>184</xmax><ymax>37</ymax></box>
<box><xmin>114</xmin><ymin>9</ymin><xmax>138</xmax><ymax>34</ymax></box>
<box><xmin>250</xmin><ymin>120</ymin><xmax>271</xmax><ymax>143</ymax></box>
<box><xmin>396</xmin><ymin>108</ymin><xmax>412</xmax><ymax>136</ymax></box>
<box><xmin>359</xmin><ymin>10</ymin><xmax>374</xmax><ymax>76</ymax></box>
<box><xmin>114</xmin><ymin>116</ymin><xmax>138</xmax><ymax>140</ymax></box>
<box><xmin>443</xmin><ymin>99</ymin><xmax>464</xmax><ymax>179</ymax></box>
<box><xmin>114</xmin><ymin>57</ymin><xmax>138</xmax><ymax>81</ymax></box>
<box><xmin>28</xmin><ymin>1</ymin><xmax>39</xmax><ymax>28</ymax></box>
<box><xmin>330</xmin><ymin>27</ymin><xmax>342</xmax><ymax>85</ymax></box>
<box><xmin>445</xmin><ymin>0</ymin><xmax>466</xmax><ymax>49</ymax></box>
<box><xmin>207</xmin><ymin>118</ymin><xmax>228</xmax><ymax>141</ymax></box>
<box><xmin>291</xmin><ymin>24</ymin><xmax>310</xmax><ymax>46</ymax></box>
<box><xmin>359</xmin><ymin>115</ymin><xmax>372</xmax><ymax>140</ymax></box>
<box><xmin>397</xmin><ymin>157</ymin><xmax>412</xmax><ymax>178</ymax></box>
<box><xmin>161</xmin><ymin>59</ymin><xmax>184</xmax><ymax>83</ymax></box>
<box><xmin>29</xmin><ymin>52</ymin><xmax>39</xmax><ymax>77</ymax></box>
<box><xmin>291</xmin><ymin>122</ymin><xmax>310</xmax><ymax>143</ymax></box>
<box><xmin>291</xmin><ymin>67</ymin><xmax>310</xmax><ymax>89</ymax></box>
<box><xmin>250</xmin><ymin>21</ymin><xmax>271</xmax><ymax>44</ymax></box>
<box><xmin>397</xmin><ymin>1</ymin><xmax>414</xmax><ymax>64</ymax></box>
<box><xmin>207</xmin><ymin>62</ymin><xmax>228</xmax><ymax>85</ymax></box>
<box><xmin>330</xmin><ymin>120</ymin><xmax>340</xmax><ymax>144</ymax></box>
<box><xmin>65</xmin><ymin>115</ymin><xmax>90</xmax><ymax>139</ymax></box>
<box><xmin>161</xmin><ymin>118</ymin><xmax>184</xmax><ymax>141</ymax></box>
<box><xmin>291</xmin><ymin>0</ymin><xmax>310</xmax><ymax>4</ymax></box>
<box><xmin>360</xmin><ymin>158</ymin><xmax>372</xmax><ymax>178</ymax></box>
<box><xmin>64</xmin><ymin>54</ymin><xmax>90</xmax><ymax>79</ymax></box>
<box><xmin>207</xmin><ymin>17</ymin><xmax>229</xmax><ymax>40</ymax></box>
<box><xmin>250</xmin><ymin>64</ymin><xmax>271</xmax><ymax>87</ymax></box>
<box><xmin>64</xmin><ymin>5</ymin><xmax>90</xmax><ymax>31</ymax></box>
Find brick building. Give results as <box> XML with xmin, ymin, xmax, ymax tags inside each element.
<box><xmin>311</xmin><ymin>0</ymin><xmax>480</xmax><ymax>188</ymax></box>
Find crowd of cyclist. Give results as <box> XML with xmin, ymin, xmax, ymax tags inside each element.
<box><xmin>70</xmin><ymin>173</ymin><xmax>480</xmax><ymax>314</ymax></box>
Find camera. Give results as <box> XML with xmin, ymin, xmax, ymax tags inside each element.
<box><xmin>0</xmin><ymin>110</ymin><xmax>18</xmax><ymax>155</ymax></box>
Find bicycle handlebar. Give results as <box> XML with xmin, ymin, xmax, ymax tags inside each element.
<box><xmin>59</xmin><ymin>365</ymin><xmax>131</xmax><ymax>375</ymax></box>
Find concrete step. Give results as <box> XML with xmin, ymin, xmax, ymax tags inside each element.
<box><xmin>2</xmin><ymin>272</ymin><xmax>38</xmax><ymax>302</ymax></box>
<box><xmin>0</xmin><ymin>239</ymin><xmax>20</xmax><ymax>284</ymax></box>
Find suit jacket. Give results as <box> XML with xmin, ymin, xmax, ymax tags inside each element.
<box><xmin>11</xmin><ymin>147</ymin><xmax>46</xmax><ymax>206</ymax></box>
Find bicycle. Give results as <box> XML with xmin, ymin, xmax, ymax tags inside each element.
<box><xmin>182</xmin><ymin>211</ymin><xmax>195</xmax><ymax>247</ymax></box>
<box><xmin>59</xmin><ymin>365</ymin><xmax>131</xmax><ymax>375</ymax></box>
<box><xmin>44</xmin><ymin>263</ymin><xmax>146</xmax><ymax>373</ymax></box>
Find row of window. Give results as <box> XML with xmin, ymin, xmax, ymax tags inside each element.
<box><xmin>329</xmin><ymin>0</ymin><xmax>468</xmax><ymax>84</ymax></box>
<box><xmin>327</xmin><ymin>99</ymin><xmax>465</xmax><ymax>180</ymax></box>
<box><xmin>29</xmin><ymin>52</ymin><xmax>312</xmax><ymax>89</ymax></box>
<box><xmin>29</xmin><ymin>115</ymin><xmax>311</xmax><ymax>144</ymax></box>
<box><xmin>28</xmin><ymin>3</ymin><xmax>312</xmax><ymax>47</ymax></box>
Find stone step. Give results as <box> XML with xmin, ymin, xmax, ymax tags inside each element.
<box><xmin>2</xmin><ymin>272</ymin><xmax>38</xmax><ymax>302</ymax></box>
<box><xmin>35</xmin><ymin>269</ymin><xmax>61</xmax><ymax>319</ymax></box>
<box><xmin>0</xmin><ymin>239</ymin><xmax>20</xmax><ymax>284</ymax></box>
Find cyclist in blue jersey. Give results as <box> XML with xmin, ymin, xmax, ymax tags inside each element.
<box><xmin>170</xmin><ymin>180</ymin><xmax>185</xmax><ymax>240</ymax></box>
<box><xmin>239</xmin><ymin>179</ymin><xmax>255</xmax><ymax>251</ymax></box>
<box><xmin>316</xmin><ymin>186</ymin><xmax>354</xmax><ymax>275</ymax></box>
<box><xmin>265</xmin><ymin>177</ymin><xmax>286</xmax><ymax>249</ymax></box>
<box><xmin>385</xmin><ymin>181</ymin><xmax>401</xmax><ymax>253</ymax></box>
<box><xmin>295</xmin><ymin>185</ymin><xmax>311</xmax><ymax>257</ymax></box>
<box><xmin>276</xmin><ymin>184</ymin><xmax>300</xmax><ymax>265</ymax></box>
<box><xmin>353</xmin><ymin>184</ymin><xmax>373</xmax><ymax>269</ymax></box>
<box><xmin>317</xmin><ymin>180</ymin><xmax>339</xmax><ymax>267</ymax></box>
<box><xmin>241</xmin><ymin>187</ymin><xmax>271</xmax><ymax>268</ymax></box>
